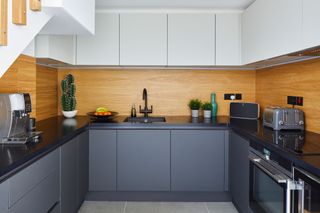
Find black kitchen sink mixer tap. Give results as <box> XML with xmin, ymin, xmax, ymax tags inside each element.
<box><xmin>139</xmin><ymin>88</ymin><xmax>153</xmax><ymax>118</ymax></box>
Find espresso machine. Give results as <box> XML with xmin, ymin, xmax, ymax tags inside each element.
<box><xmin>0</xmin><ymin>93</ymin><xmax>41</xmax><ymax>144</ymax></box>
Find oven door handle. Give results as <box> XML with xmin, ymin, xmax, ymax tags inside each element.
<box><xmin>249</xmin><ymin>154</ymin><xmax>289</xmax><ymax>184</ymax></box>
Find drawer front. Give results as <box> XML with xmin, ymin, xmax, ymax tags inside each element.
<box><xmin>9</xmin><ymin>149</ymin><xmax>59</xmax><ymax>207</ymax></box>
<box><xmin>9</xmin><ymin>169</ymin><xmax>59</xmax><ymax>213</ymax></box>
<box><xmin>0</xmin><ymin>180</ymin><xmax>9</xmax><ymax>213</ymax></box>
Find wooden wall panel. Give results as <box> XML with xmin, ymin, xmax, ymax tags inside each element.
<box><xmin>36</xmin><ymin>65</ymin><xmax>58</xmax><ymax>121</ymax></box>
<box><xmin>0</xmin><ymin>55</ymin><xmax>36</xmax><ymax>117</ymax></box>
<box><xmin>30</xmin><ymin>0</ymin><xmax>41</xmax><ymax>11</ymax></box>
<box><xmin>0</xmin><ymin>0</ymin><xmax>7</xmax><ymax>45</ymax></box>
<box><xmin>12</xmin><ymin>0</ymin><xmax>26</xmax><ymax>25</ymax></box>
<box><xmin>256</xmin><ymin>58</ymin><xmax>320</xmax><ymax>133</ymax></box>
<box><xmin>58</xmin><ymin>69</ymin><xmax>256</xmax><ymax>116</ymax></box>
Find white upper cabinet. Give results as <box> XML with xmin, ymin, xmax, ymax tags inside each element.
<box><xmin>216</xmin><ymin>14</ymin><xmax>241</xmax><ymax>66</ymax></box>
<box><xmin>119</xmin><ymin>14</ymin><xmax>167</xmax><ymax>66</ymax></box>
<box><xmin>77</xmin><ymin>13</ymin><xmax>120</xmax><ymax>65</ymax></box>
<box><xmin>168</xmin><ymin>14</ymin><xmax>216</xmax><ymax>66</ymax></box>
<box><xmin>36</xmin><ymin>35</ymin><xmax>76</xmax><ymax>65</ymax></box>
<box><xmin>302</xmin><ymin>0</ymin><xmax>320</xmax><ymax>49</ymax></box>
<box><xmin>242</xmin><ymin>0</ymin><xmax>302</xmax><ymax>64</ymax></box>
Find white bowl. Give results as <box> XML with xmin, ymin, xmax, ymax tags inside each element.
<box><xmin>62</xmin><ymin>110</ymin><xmax>78</xmax><ymax>118</ymax></box>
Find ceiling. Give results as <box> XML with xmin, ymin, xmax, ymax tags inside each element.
<box><xmin>96</xmin><ymin>0</ymin><xmax>256</xmax><ymax>10</ymax></box>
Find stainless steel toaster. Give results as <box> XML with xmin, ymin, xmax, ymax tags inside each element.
<box><xmin>263</xmin><ymin>107</ymin><xmax>305</xmax><ymax>130</ymax></box>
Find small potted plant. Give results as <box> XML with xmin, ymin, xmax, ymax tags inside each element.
<box><xmin>188</xmin><ymin>99</ymin><xmax>202</xmax><ymax>118</ymax></box>
<box><xmin>61</xmin><ymin>74</ymin><xmax>77</xmax><ymax>118</ymax></box>
<box><xmin>202</xmin><ymin>102</ymin><xmax>213</xmax><ymax>119</ymax></box>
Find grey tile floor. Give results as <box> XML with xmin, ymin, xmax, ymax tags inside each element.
<box><xmin>78</xmin><ymin>201</ymin><xmax>239</xmax><ymax>213</ymax></box>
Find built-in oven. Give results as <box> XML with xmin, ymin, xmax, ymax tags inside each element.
<box><xmin>249</xmin><ymin>141</ymin><xmax>304</xmax><ymax>213</ymax></box>
<box><xmin>293</xmin><ymin>167</ymin><xmax>320</xmax><ymax>213</ymax></box>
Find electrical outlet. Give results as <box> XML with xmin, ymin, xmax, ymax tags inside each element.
<box><xmin>287</xmin><ymin>96</ymin><xmax>303</xmax><ymax>106</ymax></box>
<box><xmin>224</xmin><ymin>94</ymin><xmax>242</xmax><ymax>100</ymax></box>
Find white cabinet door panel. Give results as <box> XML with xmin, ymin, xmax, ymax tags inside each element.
<box><xmin>242</xmin><ymin>0</ymin><xmax>302</xmax><ymax>64</ymax></box>
<box><xmin>168</xmin><ymin>14</ymin><xmax>215</xmax><ymax>66</ymax></box>
<box><xmin>120</xmin><ymin>14</ymin><xmax>167</xmax><ymax>66</ymax></box>
<box><xmin>216</xmin><ymin>14</ymin><xmax>241</xmax><ymax>66</ymax></box>
<box><xmin>302</xmin><ymin>0</ymin><xmax>320</xmax><ymax>49</ymax></box>
<box><xmin>77</xmin><ymin>13</ymin><xmax>120</xmax><ymax>65</ymax></box>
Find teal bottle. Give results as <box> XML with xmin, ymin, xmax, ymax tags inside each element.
<box><xmin>211</xmin><ymin>93</ymin><xmax>218</xmax><ymax>117</ymax></box>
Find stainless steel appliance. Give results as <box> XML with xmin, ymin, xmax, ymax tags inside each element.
<box><xmin>230</xmin><ymin>102</ymin><xmax>260</xmax><ymax>120</ymax></box>
<box><xmin>263</xmin><ymin>107</ymin><xmax>305</xmax><ymax>131</ymax></box>
<box><xmin>0</xmin><ymin>93</ymin><xmax>41</xmax><ymax>144</ymax></box>
<box><xmin>249</xmin><ymin>141</ymin><xmax>304</xmax><ymax>213</ymax></box>
<box><xmin>293</xmin><ymin>167</ymin><xmax>320</xmax><ymax>213</ymax></box>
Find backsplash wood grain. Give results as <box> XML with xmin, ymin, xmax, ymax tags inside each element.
<box><xmin>256</xmin><ymin>58</ymin><xmax>320</xmax><ymax>133</ymax></box>
<box><xmin>58</xmin><ymin>69</ymin><xmax>256</xmax><ymax>116</ymax></box>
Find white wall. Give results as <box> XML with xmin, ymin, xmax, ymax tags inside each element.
<box><xmin>0</xmin><ymin>1</ymin><xmax>52</xmax><ymax>77</ymax></box>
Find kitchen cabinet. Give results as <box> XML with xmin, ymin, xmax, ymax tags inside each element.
<box><xmin>230</xmin><ymin>131</ymin><xmax>249</xmax><ymax>213</ymax></box>
<box><xmin>77</xmin><ymin>131</ymin><xmax>89</xmax><ymax>208</ymax></box>
<box><xmin>302</xmin><ymin>0</ymin><xmax>320</xmax><ymax>49</ymax></box>
<box><xmin>9</xmin><ymin>149</ymin><xmax>60</xmax><ymax>213</ymax></box>
<box><xmin>117</xmin><ymin>130</ymin><xmax>170</xmax><ymax>191</ymax></box>
<box><xmin>89</xmin><ymin>130</ymin><xmax>117</xmax><ymax>191</ymax></box>
<box><xmin>35</xmin><ymin>35</ymin><xmax>76</xmax><ymax>65</ymax></box>
<box><xmin>60</xmin><ymin>138</ymin><xmax>77</xmax><ymax>213</ymax></box>
<box><xmin>120</xmin><ymin>14</ymin><xmax>167</xmax><ymax>66</ymax></box>
<box><xmin>242</xmin><ymin>0</ymin><xmax>302</xmax><ymax>64</ymax></box>
<box><xmin>171</xmin><ymin>130</ymin><xmax>227</xmax><ymax>191</ymax></box>
<box><xmin>168</xmin><ymin>14</ymin><xmax>215</xmax><ymax>66</ymax></box>
<box><xmin>0</xmin><ymin>180</ymin><xmax>8</xmax><ymax>213</ymax></box>
<box><xmin>77</xmin><ymin>13</ymin><xmax>120</xmax><ymax>65</ymax></box>
<box><xmin>216</xmin><ymin>13</ymin><xmax>241</xmax><ymax>66</ymax></box>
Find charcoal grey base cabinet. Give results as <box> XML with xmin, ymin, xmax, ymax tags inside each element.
<box><xmin>230</xmin><ymin>131</ymin><xmax>250</xmax><ymax>213</ymax></box>
<box><xmin>117</xmin><ymin>130</ymin><xmax>171</xmax><ymax>191</ymax></box>
<box><xmin>171</xmin><ymin>130</ymin><xmax>228</xmax><ymax>192</ymax></box>
<box><xmin>61</xmin><ymin>131</ymin><xmax>89</xmax><ymax>213</ymax></box>
<box><xmin>89</xmin><ymin>130</ymin><xmax>117</xmax><ymax>191</ymax></box>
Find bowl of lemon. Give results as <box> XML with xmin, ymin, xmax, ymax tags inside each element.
<box><xmin>87</xmin><ymin>107</ymin><xmax>118</xmax><ymax>120</ymax></box>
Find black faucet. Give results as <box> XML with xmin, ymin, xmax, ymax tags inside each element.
<box><xmin>139</xmin><ymin>88</ymin><xmax>153</xmax><ymax>117</ymax></box>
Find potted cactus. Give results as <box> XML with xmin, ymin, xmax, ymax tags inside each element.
<box><xmin>202</xmin><ymin>102</ymin><xmax>213</xmax><ymax>119</ymax></box>
<box><xmin>188</xmin><ymin>99</ymin><xmax>202</xmax><ymax>118</ymax></box>
<box><xmin>61</xmin><ymin>74</ymin><xmax>77</xmax><ymax>118</ymax></box>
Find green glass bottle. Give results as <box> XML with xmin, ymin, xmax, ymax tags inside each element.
<box><xmin>211</xmin><ymin>93</ymin><xmax>218</xmax><ymax>117</ymax></box>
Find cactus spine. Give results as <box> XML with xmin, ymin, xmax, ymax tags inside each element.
<box><xmin>61</xmin><ymin>74</ymin><xmax>77</xmax><ymax>111</ymax></box>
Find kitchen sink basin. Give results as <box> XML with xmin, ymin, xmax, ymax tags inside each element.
<box><xmin>124</xmin><ymin>116</ymin><xmax>166</xmax><ymax>123</ymax></box>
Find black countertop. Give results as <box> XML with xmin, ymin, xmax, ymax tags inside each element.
<box><xmin>229</xmin><ymin>118</ymin><xmax>320</xmax><ymax>177</ymax></box>
<box><xmin>0</xmin><ymin>116</ymin><xmax>90</xmax><ymax>182</ymax></box>
<box><xmin>0</xmin><ymin>115</ymin><xmax>320</xmax><ymax>183</ymax></box>
<box><xmin>90</xmin><ymin>115</ymin><xmax>230</xmax><ymax>129</ymax></box>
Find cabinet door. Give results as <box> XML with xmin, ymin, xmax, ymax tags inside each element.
<box><xmin>242</xmin><ymin>0</ymin><xmax>302</xmax><ymax>64</ymax></box>
<box><xmin>216</xmin><ymin>14</ymin><xmax>241</xmax><ymax>66</ymax></box>
<box><xmin>89</xmin><ymin>130</ymin><xmax>117</xmax><ymax>191</ymax></box>
<box><xmin>77</xmin><ymin>131</ymin><xmax>89</xmax><ymax>207</ymax></box>
<box><xmin>120</xmin><ymin>14</ymin><xmax>167</xmax><ymax>66</ymax></box>
<box><xmin>230</xmin><ymin>132</ymin><xmax>249</xmax><ymax>213</ymax></box>
<box><xmin>0</xmin><ymin>180</ymin><xmax>9</xmax><ymax>213</ymax></box>
<box><xmin>171</xmin><ymin>130</ymin><xmax>225</xmax><ymax>191</ymax></box>
<box><xmin>168</xmin><ymin>14</ymin><xmax>215</xmax><ymax>66</ymax></box>
<box><xmin>117</xmin><ymin>130</ymin><xmax>170</xmax><ymax>191</ymax></box>
<box><xmin>302</xmin><ymin>0</ymin><xmax>320</xmax><ymax>48</ymax></box>
<box><xmin>77</xmin><ymin>13</ymin><xmax>120</xmax><ymax>65</ymax></box>
<box><xmin>60</xmin><ymin>138</ymin><xmax>77</xmax><ymax>213</ymax></box>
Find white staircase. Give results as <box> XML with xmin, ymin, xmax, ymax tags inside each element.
<box><xmin>0</xmin><ymin>0</ymin><xmax>95</xmax><ymax>78</ymax></box>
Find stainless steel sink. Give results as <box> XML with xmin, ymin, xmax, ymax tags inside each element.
<box><xmin>124</xmin><ymin>116</ymin><xmax>166</xmax><ymax>123</ymax></box>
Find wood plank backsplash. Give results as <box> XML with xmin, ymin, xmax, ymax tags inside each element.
<box><xmin>0</xmin><ymin>55</ymin><xmax>58</xmax><ymax>120</ymax></box>
<box><xmin>58</xmin><ymin>69</ymin><xmax>256</xmax><ymax>116</ymax></box>
<box><xmin>0</xmin><ymin>55</ymin><xmax>37</xmax><ymax>117</ymax></box>
<box><xmin>36</xmin><ymin>65</ymin><xmax>58</xmax><ymax>121</ymax></box>
<box><xmin>256</xmin><ymin>58</ymin><xmax>320</xmax><ymax>133</ymax></box>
